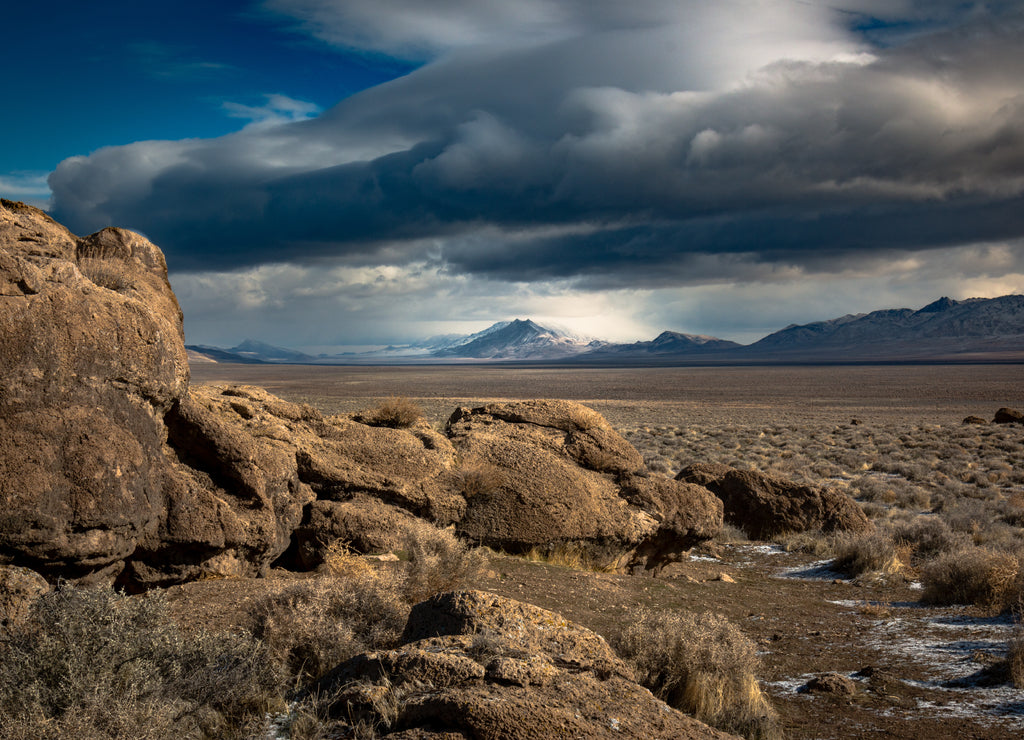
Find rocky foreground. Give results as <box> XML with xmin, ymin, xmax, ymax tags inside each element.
<box><xmin>0</xmin><ymin>200</ymin><xmax>875</xmax><ymax>738</ymax></box>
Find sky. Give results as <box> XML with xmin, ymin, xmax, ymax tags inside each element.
<box><xmin>3</xmin><ymin>1</ymin><xmax>1024</xmax><ymax>350</ymax></box>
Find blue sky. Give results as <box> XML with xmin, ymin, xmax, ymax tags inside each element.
<box><xmin>3</xmin><ymin>1</ymin><xmax>1024</xmax><ymax>350</ymax></box>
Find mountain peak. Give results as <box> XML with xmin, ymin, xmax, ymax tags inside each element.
<box><xmin>916</xmin><ymin>297</ymin><xmax>958</xmax><ymax>314</ymax></box>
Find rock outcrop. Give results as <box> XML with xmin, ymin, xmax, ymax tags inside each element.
<box><xmin>1</xmin><ymin>201</ymin><xmax>720</xmax><ymax>584</ymax></box>
<box><xmin>994</xmin><ymin>407</ymin><xmax>1023</xmax><ymax>424</ymax></box>
<box><xmin>317</xmin><ymin>590</ymin><xmax>738</xmax><ymax>739</ymax></box>
<box><xmin>1</xmin><ymin>200</ymin><xmax>188</xmax><ymax>581</ymax></box>
<box><xmin>445</xmin><ymin>401</ymin><xmax>721</xmax><ymax>565</ymax></box>
<box><xmin>676</xmin><ymin>462</ymin><xmax>872</xmax><ymax>540</ymax></box>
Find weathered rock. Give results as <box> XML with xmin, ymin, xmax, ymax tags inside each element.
<box><xmin>137</xmin><ymin>384</ymin><xmax>461</xmax><ymax>582</ymax></box>
<box><xmin>319</xmin><ymin>590</ymin><xmax>738</xmax><ymax>739</ymax></box>
<box><xmin>0</xmin><ymin>200</ymin><xmax>187</xmax><ymax>578</ymax></box>
<box><xmin>445</xmin><ymin>401</ymin><xmax>669</xmax><ymax>556</ymax></box>
<box><xmin>993</xmin><ymin>407</ymin><xmax>1024</xmax><ymax>424</ymax></box>
<box><xmin>676</xmin><ymin>463</ymin><xmax>872</xmax><ymax>540</ymax></box>
<box><xmin>291</xmin><ymin>496</ymin><xmax>431</xmax><ymax>569</ymax></box>
<box><xmin>618</xmin><ymin>473</ymin><xmax>724</xmax><ymax>572</ymax></box>
<box><xmin>801</xmin><ymin>672</ymin><xmax>857</xmax><ymax>696</ymax></box>
<box><xmin>0</xmin><ymin>564</ymin><xmax>50</xmax><ymax>637</ymax></box>
<box><xmin>962</xmin><ymin>415</ymin><xmax>989</xmax><ymax>425</ymax></box>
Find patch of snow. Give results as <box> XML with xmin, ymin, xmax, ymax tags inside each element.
<box><xmin>778</xmin><ymin>559</ymin><xmax>846</xmax><ymax>581</ymax></box>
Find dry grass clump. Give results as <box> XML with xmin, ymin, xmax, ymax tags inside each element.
<box><xmin>401</xmin><ymin>519</ymin><xmax>488</xmax><ymax>603</ymax></box>
<box><xmin>455</xmin><ymin>460</ymin><xmax>506</xmax><ymax>497</ymax></box>
<box><xmin>522</xmin><ymin>541</ymin><xmax>631</xmax><ymax>573</ymax></box>
<box><xmin>255</xmin><ymin>521</ymin><xmax>486</xmax><ymax>681</ymax></box>
<box><xmin>250</xmin><ymin>567</ymin><xmax>409</xmax><ymax>683</ymax></box>
<box><xmin>0</xmin><ymin>584</ymin><xmax>281</xmax><ymax>740</ymax></box>
<box><xmin>615</xmin><ymin>609</ymin><xmax>781</xmax><ymax>740</ymax></box>
<box><xmin>364</xmin><ymin>396</ymin><xmax>423</xmax><ymax>428</ymax></box>
<box><xmin>831</xmin><ymin>530</ymin><xmax>909</xmax><ymax>578</ymax></box>
<box><xmin>1007</xmin><ymin>629</ymin><xmax>1024</xmax><ymax>689</ymax></box>
<box><xmin>920</xmin><ymin>548</ymin><xmax>1021</xmax><ymax>612</ymax></box>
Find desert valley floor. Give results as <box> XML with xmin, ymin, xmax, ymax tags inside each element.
<box><xmin>179</xmin><ymin>363</ymin><xmax>1024</xmax><ymax>739</ymax></box>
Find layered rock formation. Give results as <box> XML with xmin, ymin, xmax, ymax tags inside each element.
<box><xmin>317</xmin><ymin>590</ymin><xmax>738</xmax><ymax>739</ymax></box>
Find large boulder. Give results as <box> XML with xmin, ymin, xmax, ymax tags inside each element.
<box><xmin>445</xmin><ymin>401</ymin><xmax>721</xmax><ymax>563</ymax></box>
<box><xmin>993</xmin><ymin>407</ymin><xmax>1023</xmax><ymax>424</ymax></box>
<box><xmin>0</xmin><ymin>200</ymin><xmax>188</xmax><ymax>580</ymax></box>
<box><xmin>676</xmin><ymin>462</ymin><xmax>872</xmax><ymax>540</ymax></box>
<box><xmin>617</xmin><ymin>474</ymin><xmax>724</xmax><ymax>572</ymax></box>
<box><xmin>318</xmin><ymin>590</ymin><xmax>737</xmax><ymax>739</ymax></box>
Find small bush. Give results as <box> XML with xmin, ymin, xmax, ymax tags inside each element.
<box><xmin>614</xmin><ymin>610</ymin><xmax>781</xmax><ymax>740</ymax></box>
<box><xmin>250</xmin><ymin>570</ymin><xmax>409</xmax><ymax>683</ymax></box>
<box><xmin>831</xmin><ymin>530</ymin><xmax>909</xmax><ymax>578</ymax></box>
<box><xmin>891</xmin><ymin>516</ymin><xmax>968</xmax><ymax>564</ymax></box>
<box><xmin>522</xmin><ymin>542</ymin><xmax>632</xmax><ymax>573</ymax></box>
<box><xmin>0</xmin><ymin>584</ymin><xmax>281</xmax><ymax>740</ymax></box>
<box><xmin>401</xmin><ymin>519</ymin><xmax>488</xmax><ymax>603</ymax></box>
<box><xmin>365</xmin><ymin>396</ymin><xmax>423</xmax><ymax>428</ymax></box>
<box><xmin>456</xmin><ymin>461</ymin><xmax>506</xmax><ymax>498</ymax></box>
<box><xmin>920</xmin><ymin>548</ymin><xmax>1021</xmax><ymax>611</ymax></box>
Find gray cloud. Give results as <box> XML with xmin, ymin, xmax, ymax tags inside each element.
<box><xmin>46</xmin><ymin>1</ymin><xmax>1024</xmax><ymax>342</ymax></box>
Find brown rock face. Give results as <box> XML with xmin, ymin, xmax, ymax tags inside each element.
<box><xmin>319</xmin><ymin>590</ymin><xmax>737</xmax><ymax>740</ymax></box>
<box><xmin>0</xmin><ymin>201</ymin><xmax>187</xmax><ymax>579</ymax></box>
<box><xmin>445</xmin><ymin>401</ymin><xmax>721</xmax><ymax>564</ymax></box>
<box><xmin>617</xmin><ymin>473</ymin><xmax>724</xmax><ymax>572</ymax></box>
<box><xmin>993</xmin><ymin>407</ymin><xmax>1024</xmax><ymax>424</ymax></box>
<box><xmin>446</xmin><ymin>402</ymin><xmax>666</xmax><ymax>557</ymax></box>
<box><xmin>676</xmin><ymin>462</ymin><xmax>872</xmax><ymax>540</ymax></box>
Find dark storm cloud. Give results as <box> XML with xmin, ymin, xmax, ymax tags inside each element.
<box><xmin>48</xmin><ymin>1</ymin><xmax>1024</xmax><ymax>285</ymax></box>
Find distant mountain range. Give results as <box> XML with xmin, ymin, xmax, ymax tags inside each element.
<box><xmin>186</xmin><ymin>294</ymin><xmax>1024</xmax><ymax>365</ymax></box>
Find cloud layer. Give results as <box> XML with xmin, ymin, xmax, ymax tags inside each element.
<box><xmin>47</xmin><ymin>0</ymin><xmax>1024</xmax><ymax>344</ymax></box>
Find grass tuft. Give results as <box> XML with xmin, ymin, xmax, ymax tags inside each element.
<box><xmin>614</xmin><ymin>609</ymin><xmax>782</xmax><ymax>740</ymax></box>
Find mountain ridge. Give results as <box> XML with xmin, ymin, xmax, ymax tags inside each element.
<box><xmin>185</xmin><ymin>294</ymin><xmax>1024</xmax><ymax>365</ymax></box>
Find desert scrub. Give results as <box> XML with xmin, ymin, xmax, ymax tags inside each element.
<box><xmin>920</xmin><ymin>547</ymin><xmax>1021</xmax><ymax>612</ymax></box>
<box><xmin>831</xmin><ymin>530</ymin><xmax>912</xmax><ymax>578</ymax></box>
<box><xmin>522</xmin><ymin>541</ymin><xmax>631</xmax><ymax>573</ymax></box>
<box><xmin>253</xmin><ymin>522</ymin><xmax>485</xmax><ymax>680</ymax></box>
<box><xmin>251</xmin><ymin>566</ymin><xmax>409</xmax><ymax>683</ymax></box>
<box><xmin>401</xmin><ymin>518</ymin><xmax>488</xmax><ymax>602</ymax></box>
<box><xmin>455</xmin><ymin>459</ymin><xmax>506</xmax><ymax>497</ymax></box>
<box><xmin>614</xmin><ymin>609</ymin><xmax>781</xmax><ymax>740</ymax></box>
<box><xmin>0</xmin><ymin>584</ymin><xmax>281</xmax><ymax>740</ymax></box>
<box><xmin>363</xmin><ymin>396</ymin><xmax>423</xmax><ymax>428</ymax></box>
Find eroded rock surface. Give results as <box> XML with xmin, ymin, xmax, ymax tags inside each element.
<box><xmin>445</xmin><ymin>401</ymin><xmax>721</xmax><ymax>564</ymax></box>
<box><xmin>319</xmin><ymin>590</ymin><xmax>738</xmax><ymax>739</ymax></box>
<box><xmin>676</xmin><ymin>462</ymin><xmax>872</xmax><ymax>540</ymax></box>
<box><xmin>0</xmin><ymin>200</ymin><xmax>187</xmax><ymax>580</ymax></box>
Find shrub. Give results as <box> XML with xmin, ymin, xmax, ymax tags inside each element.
<box><xmin>401</xmin><ymin>519</ymin><xmax>488</xmax><ymax>603</ymax></box>
<box><xmin>456</xmin><ymin>460</ymin><xmax>506</xmax><ymax>498</ymax></box>
<box><xmin>250</xmin><ymin>569</ymin><xmax>409</xmax><ymax>683</ymax></box>
<box><xmin>365</xmin><ymin>396</ymin><xmax>423</xmax><ymax>428</ymax></box>
<box><xmin>614</xmin><ymin>610</ymin><xmax>781</xmax><ymax>740</ymax></box>
<box><xmin>891</xmin><ymin>516</ymin><xmax>968</xmax><ymax>564</ymax></box>
<box><xmin>254</xmin><ymin>522</ymin><xmax>485</xmax><ymax>681</ymax></box>
<box><xmin>831</xmin><ymin>530</ymin><xmax>909</xmax><ymax>578</ymax></box>
<box><xmin>920</xmin><ymin>548</ymin><xmax>1021</xmax><ymax>612</ymax></box>
<box><xmin>0</xmin><ymin>584</ymin><xmax>281</xmax><ymax>740</ymax></box>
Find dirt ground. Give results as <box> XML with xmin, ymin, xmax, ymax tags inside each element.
<box><xmin>176</xmin><ymin>363</ymin><xmax>1024</xmax><ymax>738</ymax></box>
